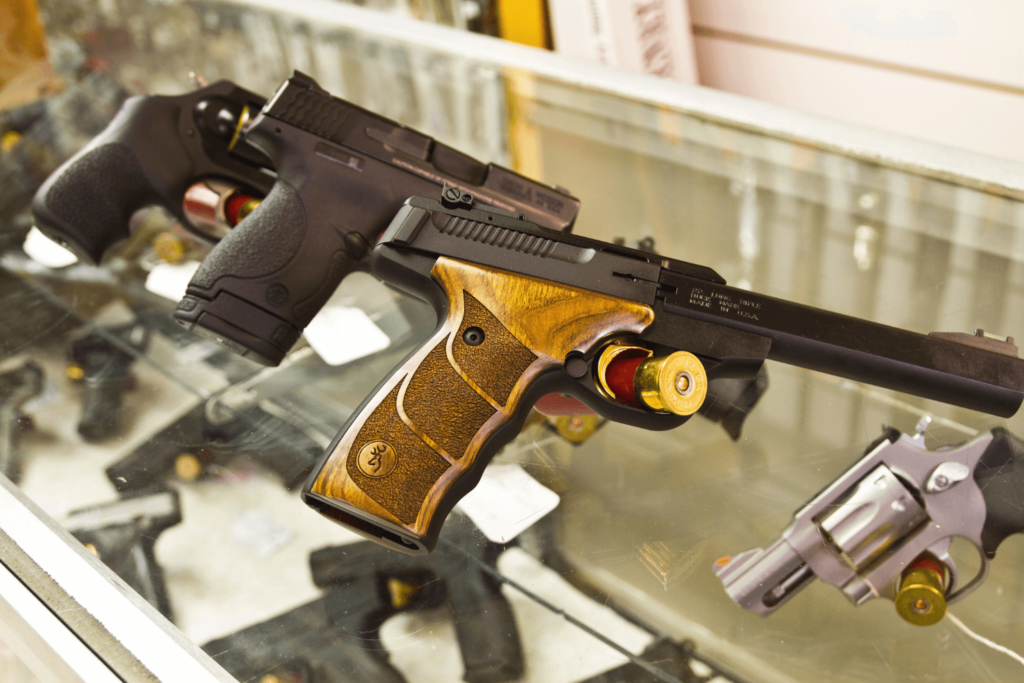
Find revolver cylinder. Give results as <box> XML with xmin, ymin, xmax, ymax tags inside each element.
<box><xmin>815</xmin><ymin>464</ymin><xmax>928</xmax><ymax>569</ymax></box>
<box><xmin>715</xmin><ymin>463</ymin><xmax>932</xmax><ymax>615</ymax></box>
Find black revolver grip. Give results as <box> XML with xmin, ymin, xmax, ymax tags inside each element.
<box><xmin>31</xmin><ymin>96</ymin><xmax>187</xmax><ymax>264</ymax></box>
<box><xmin>174</xmin><ymin>179</ymin><xmax>361</xmax><ymax>366</ymax></box>
<box><xmin>32</xmin><ymin>82</ymin><xmax>273</xmax><ymax>265</ymax></box>
<box><xmin>975</xmin><ymin>427</ymin><xmax>1024</xmax><ymax>557</ymax></box>
<box><xmin>32</xmin><ymin>143</ymin><xmax>159</xmax><ymax>263</ymax></box>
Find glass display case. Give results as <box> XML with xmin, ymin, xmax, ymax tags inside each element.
<box><xmin>2</xmin><ymin>1</ymin><xmax>1023</xmax><ymax>681</ymax></box>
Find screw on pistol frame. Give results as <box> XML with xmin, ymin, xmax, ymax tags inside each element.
<box><xmin>462</xmin><ymin>327</ymin><xmax>485</xmax><ymax>346</ymax></box>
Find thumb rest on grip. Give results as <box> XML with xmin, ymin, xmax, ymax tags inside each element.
<box><xmin>304</xmin><ymin>257</ymin><xmax>655</xmax><ymax>553</ymax></box>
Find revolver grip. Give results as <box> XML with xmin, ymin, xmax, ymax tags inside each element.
<box><xmin>976</xmin><ymin>427</ymin><xmax>1024</xmax><ymax>557</ymax></box>
<box><xmin>32</xmin><ymin>82</ymin><xmax>271</xmax><ymax>265</ymax></box>
<box><xmin>31</xmin><ymin>96</ymin><xmax>187</xmax><ymax>263</ymax></box>
<box><xmin>304</xmin><ymin>257</ymin><xmax>654</xmax><ymax>553</ymax></box>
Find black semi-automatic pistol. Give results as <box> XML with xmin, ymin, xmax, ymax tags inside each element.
<box><xmin>302</xmin><ymin>189</ymin><xmax>1024</xmax><ymax>554</ymax></box>
<box><xmin>32</xmin><ymin>71</ymin><xmax>580</xmax><ymax>366</ymax></box>
<box><xmin>310</xmin><ymin>515</ymin><xmax>523</xmax><ymax>683</ymax></box>
<box><xmin>69</xmin><ymin>321</ymin><xmax>150</xmax><ymax>442</ymax></box>
<box><xmin>63</xmin><ymin>490</ymin><xmax>182</xmax><ymax>620</ymax></box>
<box><xmin>106</xmin><ymin>402</ymin><xmax>324</xmax><ymax>494</ymax></box>
<box><xmin>202</xmin><ymin>596</ymin><xmax>406</xmax><ymax>683</ymax></box>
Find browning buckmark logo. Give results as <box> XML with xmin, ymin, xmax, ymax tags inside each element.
<box><xmin>356</xmin><ymin>441</ymin><xmax>397</xmax><ymax>478</ymax></box>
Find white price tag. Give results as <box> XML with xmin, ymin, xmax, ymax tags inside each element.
<box><xmin>457</xmin><ymin>464</ymin><xmax>560</xmax><ymax>544</ymax></box>
<box><xmin>23</xmin><ymin>227</ymin><xmax>78</xmax><ymax>268</ymax></box>
<box><xmin>174</xmin><ymin>341</ymin><xmax>219</xmax><ymax>365</ymax></box>
<box><xmin>145</xmin><ymin>261</ymin><xmax>200</xmax><ymax>301</ymax></box>
<box><xmin>304</xmin><ymin>306</ymin><xmax>390</xmax><ymax>366</ymax></box>
<box><xmin>231</xmin><ymin>509</ymin><xmax>293</xmax><ymax>558</ymax></box>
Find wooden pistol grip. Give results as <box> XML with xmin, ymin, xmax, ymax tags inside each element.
<box><xmin>308</xmin><ymin>257</ymin><xmax>654</xmax><ymax>551</ymax></box>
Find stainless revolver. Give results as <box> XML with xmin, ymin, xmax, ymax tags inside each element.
<box><xmin>714</xmin><ymin>421</ymin><xmax>1024</xmax><ymax>625</ymax></box>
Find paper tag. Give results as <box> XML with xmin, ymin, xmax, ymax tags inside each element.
<box><xmin>174</xmin><ymin>341</ymin><xmax>219</xmax><ymax>365</ymax></box>
<box><xmin>457</xmin><ymin>464</ymin><xmax>560</xmax><ymax>544</ymax></box>
<box><xmin>145</xmin><ymin>261</ymin><xmax>200</xmax><ymax>301</ymax></box>
<box><xmin>231</xmin><ymin>509</ymin><xmax>293</xmax><ymax>558</ymax></box>
<box><xmin>304</xmin><ymin>306</ymin><xmax>390</xmax><ymax>366</ymax></box>
<box><xmin>23</xmin><ymin>227</ymin><xmax>78</xmax><ymax>268</ymax></box>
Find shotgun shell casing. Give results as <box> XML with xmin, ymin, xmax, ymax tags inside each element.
<box><xmin>182</xmin><ymin>180</ymin><xmax>262</xmax><ymax>238</ymax></box>
<box><xmin>634</xmin><ymin>351</ymin><xmax>707</xmax><ymax>415</ymax></box>
<box><xmin>233</xmin><ymin>197</ymin><xmax>261</xmax><ymax>223</ymax></box>
<box><xmin>595</xmin><ymin>343</ymin><xmax>651</xmax><ymax>401</ymax></box>
<box><xmin>552</xmin><ymin>414</ymin><xmax>603</xmax><ymax>443</ymax></box>
<box><xmin>597</xmin><ymin>345</ymin><xmax>708</xmax><ymax>415</ymax></box>
<box><xmin>894</xmin><ymin>556</ymin><xmax>946</xmax><ymax>626</ymax></box>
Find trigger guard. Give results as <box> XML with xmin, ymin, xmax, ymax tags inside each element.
<box><xmin>944</xmin><ymin>540</ymin><xmax>990</xmax><ymax>606</ymax></box>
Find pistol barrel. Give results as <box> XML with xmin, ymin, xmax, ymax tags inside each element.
<box><xmin>658</xmin><ymin>272</ymin><xmax>1024</xmax><ymax>417</ymax></box>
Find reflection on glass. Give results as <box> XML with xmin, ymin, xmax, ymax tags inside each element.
<box><xmin>0</xmin><ymin>0</ymin><xmax>1019</xmax><ymax>681</ymax></box>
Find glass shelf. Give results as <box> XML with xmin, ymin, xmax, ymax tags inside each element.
<box><xmin>2</xmin><ymin>1</ymin><xmax>1022</xmax><ymax>681</ymax></box>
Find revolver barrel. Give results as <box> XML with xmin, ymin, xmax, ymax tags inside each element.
<box><xmin>714</xmin><ymin>538</ymin><xmax>814</xmax><ymax>616</ymax></box>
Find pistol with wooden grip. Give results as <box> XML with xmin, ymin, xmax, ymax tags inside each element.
<box><xmin>303</xmin><ymin>188</ymin><xmax>1024</xmax><ymax>554</ymax></box>
<box><xmin>714</xmin><ymin>424</ymin><xmax>1024</xmax><ymax>627</ymax></box>
<box><xmin>32</xmin><ymin>70</ymin><xmax>580</xmax><ymax>366</ymax></box>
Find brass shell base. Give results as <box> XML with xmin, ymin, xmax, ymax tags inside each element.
<box><xmin>635</xmin><ymin>351</ymin><xmax>707</xmax><ymax>416</ymax></box>
<box><xmin>895</xmin><ymin>566</ymin><xmax>946</xmax><ymax>626</ymax></box>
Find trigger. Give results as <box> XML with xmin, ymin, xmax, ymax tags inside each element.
<box><xmin>926</xmin><ymin>538</ymin><xmax>958</xmax><ymax>593</ymax></box>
